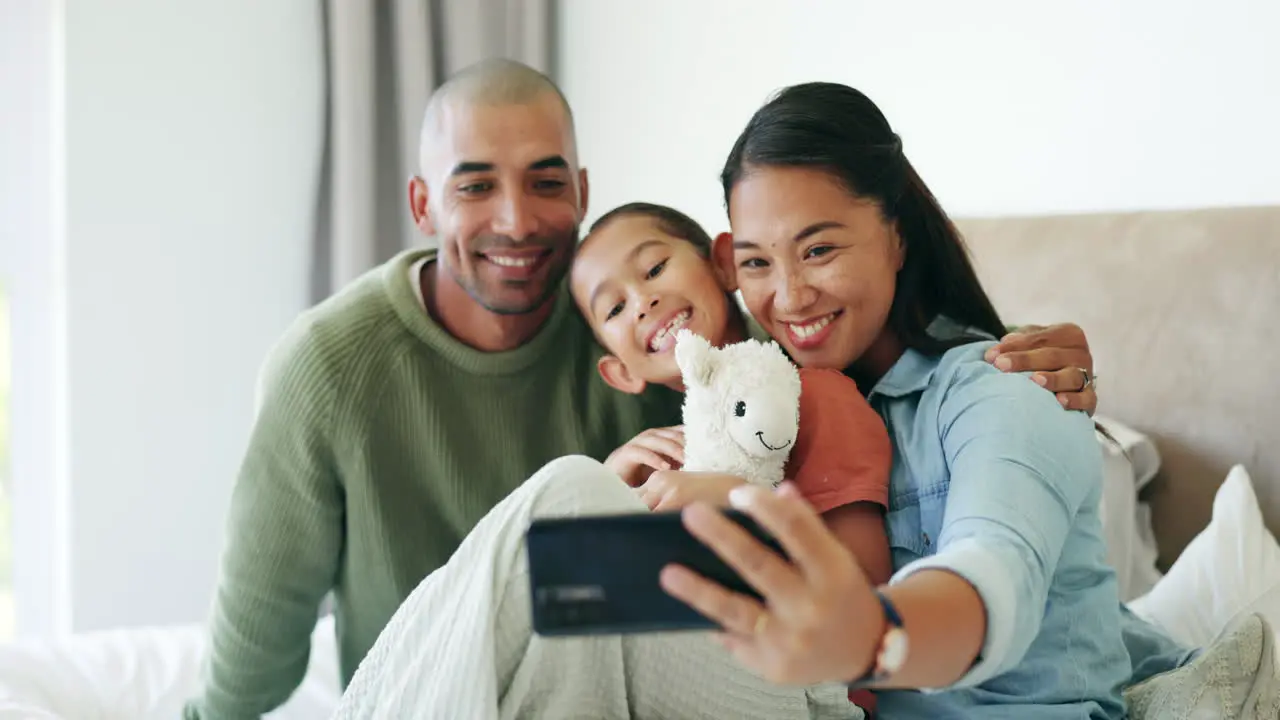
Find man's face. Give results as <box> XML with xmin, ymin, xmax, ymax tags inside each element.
<box><xmin>416</xmin><ymin>94</ymin><xmax>587</xmax><ymax>315</ymax></box>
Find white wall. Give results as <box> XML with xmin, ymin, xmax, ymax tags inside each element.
<box><xmin>53</xmin><ymin>0</ymin><xmax>322</xmax><ymax>631</ymax></box>
<box><xmin>559</xmin><ymin>0</ymin><xmax>1280</xmax><ymax>233</ymax></box>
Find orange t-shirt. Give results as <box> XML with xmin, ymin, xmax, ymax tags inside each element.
<box><xmin>783</xmin><ymin>367</ymin><xmax>893</xmax><ymax>514</ymax></box>
<box><xmin>781</xmin><ymin>368</ymin><xmax>892</xmax><ymax>716</ymax></box>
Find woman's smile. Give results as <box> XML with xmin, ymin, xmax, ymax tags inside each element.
<box><xmin>782</xmin><ymin>310</ymin><xmax>843</xmax><ymax>350</ymax></box>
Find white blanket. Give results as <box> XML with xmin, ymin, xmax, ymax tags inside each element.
<box><xmin>334</xmin><ymin>454</ymin><xmax>859</xmax><ymax>720</ymax></box>
<box><xmin>0</xmin><ymin>615</ymin><xmax>341</xmax><ymax>719</ymax></box>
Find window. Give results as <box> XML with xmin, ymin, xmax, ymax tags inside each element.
<box><xmin>3</xmin><ymin>0</ymin><xmax>62</xmax><ymax>640</ymax></box>
<box><xmin>0</xmin><ymin>282</ymin><xmax>11</xmax><ymax>641</ymax></box>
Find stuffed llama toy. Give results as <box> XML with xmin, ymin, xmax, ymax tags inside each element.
<box><xmin>673</xmin><ymin>329</ymin><xmax>802</xmax><ymax>488</ymax></box>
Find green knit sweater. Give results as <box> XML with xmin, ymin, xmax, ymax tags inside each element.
<box><xmin>185</xmin><ymin>248</ymin><xmax>682</xmax><ymax>719</ymax></box>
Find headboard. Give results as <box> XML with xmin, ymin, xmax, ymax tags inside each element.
<box><xmin>955</xmin><ymin>206</ymin><xmax>1280</xmax><ymax>570</ymax></box>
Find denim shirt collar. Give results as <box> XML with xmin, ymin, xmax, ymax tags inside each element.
<box><xmin>868</xmin><ymin>316</ymin><xmax>996</xmax><ymax>400</ymax></box>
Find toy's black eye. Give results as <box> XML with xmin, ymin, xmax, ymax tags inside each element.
<box><xmin>734</xmin><ymin>400</ymin><xmax>746</xmax><ymax>417</ymax></box>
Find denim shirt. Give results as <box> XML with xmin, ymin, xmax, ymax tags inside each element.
<box><xmin>870</xmin><ymin>328</ymin><xmax>1130</xmax><ymax>719</ymax></box>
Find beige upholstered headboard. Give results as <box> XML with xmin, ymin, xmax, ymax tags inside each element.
<box><xmin>955</xmin><ymin>206</ymin><xmax>1279</xmax><ymax>570</ymax></box>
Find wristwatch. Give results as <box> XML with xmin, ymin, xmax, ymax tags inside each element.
<box><xmin>849</xmin><ymin>589</ymin><xmax>909</xmax><ymax>688</ymax></box>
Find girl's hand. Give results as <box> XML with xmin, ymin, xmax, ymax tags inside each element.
<box><xmin>659</xmin><ymin>482</ymin><xmax>882</xmax><ymax>686</ymax></box>
<box><xmin>604</xmin><ymin>426</ymin><xmax>685</xmax><ymax>487</ymax></box>
<box><xmin>638</xmin><ymin>470</ymin><xmax>747</xmax><ymax>512</ymax></box>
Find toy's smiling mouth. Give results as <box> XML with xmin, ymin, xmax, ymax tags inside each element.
<box><xmin>755</xmin><ymin>432</ymin><xmax>792</xmax><ymax>452</ymax></box>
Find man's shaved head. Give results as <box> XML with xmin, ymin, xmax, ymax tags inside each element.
<box><xmin>419</xmin><ymin>58</ymin><xmax>575</xmax><ymax>175</ymax></box>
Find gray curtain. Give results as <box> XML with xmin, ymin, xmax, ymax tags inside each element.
<box><xmin>311</xmin><ymin>0</ymin><xmax>557</xmax><ymax>303</ymax></box>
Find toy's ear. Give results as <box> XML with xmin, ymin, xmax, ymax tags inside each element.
<box><xmin>597</xmin><ymin>354</ymin><xmax>646</xmax><ymax>395</ymax></box>
<box><xmin>674</xmin><ymin>329</ymin><xmax>717</xmax><ymax>387</ymax></box>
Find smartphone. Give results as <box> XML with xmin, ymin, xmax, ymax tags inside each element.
<box><xmin>525</xmin><ymin>509</ymin><xmax>788</xmax><ymax>637</ymax></box>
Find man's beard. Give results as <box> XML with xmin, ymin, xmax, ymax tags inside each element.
<box><xmin>453</xmin><ymin>229</ymin><xmax>577</xmax><ymax>316</ymax></box>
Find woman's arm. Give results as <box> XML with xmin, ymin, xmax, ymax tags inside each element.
<box><xmin>872</xmin><ymin>569</ymin><xmax>986</xmax><ymax>687</ymax></box>
<box><xmin>658</xmin><ymin>364</ymin><xmax>1102</xmax><ymax>690</ymax></box>
<box><xmin>880</xmin><ymin>365</ymin><xmax>1102</xmax><ymax>689</ymax></box>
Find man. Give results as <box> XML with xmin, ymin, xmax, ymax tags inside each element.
<box><xmin>183</xmin><ymin>58</ymin><xmax>1099</xmax><ymax>718</ymax></box>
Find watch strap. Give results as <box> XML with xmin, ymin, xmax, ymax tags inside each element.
<box><xmin>849</xmin><ymin>589</ymin><xmax>909</xmax><ymax>688</ymax></box>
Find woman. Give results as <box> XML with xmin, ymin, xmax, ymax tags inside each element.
<box><xmin>660</xmin><ymin>81</ymin><xmax>1277</xmax><ymax>718</ymax></box>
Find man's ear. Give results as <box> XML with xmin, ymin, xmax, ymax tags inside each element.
<box><xmin>408</xmin><ymin>176</ymin><xmax>436</xmax><ymax>236</ymax></box>
<box><xmin>597</xmin><ymin>353</ymin><xmax>646</xmax><ymax>394</ymax></box>
<box><xmin>711</xmin><ymin>231</ymin><xmax>738</xmax><ymax>291</ymax></box>
<box><xmin>577</xmin><ymin>167</ymin><xmax>590</xmax><ymax>220</ymax></box>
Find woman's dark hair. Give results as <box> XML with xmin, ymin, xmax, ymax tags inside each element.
<box><xmin>587</xmin><ymin>202</ymin><xmax>713</xmax><ymax>258</ymax></box>
<box><xmin>720</xmin><ymin>82</ymin><xmax>1005</xmax><ymax>356</ymax></box>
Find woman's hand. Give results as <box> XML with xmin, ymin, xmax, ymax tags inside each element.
<box><xmin>984</xmin><ymin>323</ymin><xmax>1098</xmax><ymax>414</ymax></box>
<box><xmin>659</xmin><ymin>482</ymin><xmax>882</xmax><ymax>686</ymax></box>
<box><xmin>638</xmin><ymin>470</ymin><xmax>747</xmax><ymax>512</ymax></box>
<box><xmin>605</xmin><ymin>426</ymin><xmax>685</xmax><ymax>487</ymax></box>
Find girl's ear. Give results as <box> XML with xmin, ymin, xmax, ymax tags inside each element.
<box><xmin>711</xmin><ymin>231</ymin><xmax>738</xmax><ymax>291</ymax></box>
<box><xmin>597</xmin><ymin>354</ymin><xmax>646</xmax><ymax>395</ymax></box>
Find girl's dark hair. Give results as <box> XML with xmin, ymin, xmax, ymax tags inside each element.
<box><xmin>720</xmin><ymin>82</ymin><xmax>1005</xmax><ymax>356</ymax></box>
<box><xmin>587</xmin><ymin>202</ymin><xmax>713</xmax><ymax>258</ymax></box>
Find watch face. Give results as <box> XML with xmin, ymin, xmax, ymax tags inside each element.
<box><xmin>877</xmin><ymin>627</ymin><xmax>910</xmax><ymax>676</ymax></box>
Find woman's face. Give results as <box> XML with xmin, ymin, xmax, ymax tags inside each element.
<box><xmin>720</xmin><ymin>165</ymin><xmax>904</xmax><ymax>373</ymax></box>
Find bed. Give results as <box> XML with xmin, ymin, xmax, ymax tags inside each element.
<box><xmin>1</xmin><ymin>205</ymin><xmax>1277</xmax><ymax>718</ymax></box>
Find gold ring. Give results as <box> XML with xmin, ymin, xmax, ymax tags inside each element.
<box><xmin>753</xmin><ymin>612</ymin><xmax>769</xmax><ymax>635</ymax></box>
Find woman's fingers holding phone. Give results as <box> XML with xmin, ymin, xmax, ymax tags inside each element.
<box><xmin>659</xmin><ymin>560</ymin><xmax>768</xmax><ymax>637</ymax></box>
<box><xmin>672</xmin><ymin>501</ymin><xmax>808</xmax><ymax>607</ymax></box>
<box><xmin>726</xmin><ymin>483</ymin><xmax>851</xmax><ymax>588</ymax></box>
<box><xmin>661</xmin><ymin>484</ymin><xmax>881</xmax><ymax>686</ymax></box>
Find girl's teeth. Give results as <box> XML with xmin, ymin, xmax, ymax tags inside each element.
<box><xmin>649</xmin><ymin>311</ymin><xmax>691</xmax><ymax>351</ymax></box>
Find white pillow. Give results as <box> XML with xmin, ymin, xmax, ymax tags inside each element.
<box><xmin>1127</xmin><ymin>465</ymin><xmax>1280</xmax><ymax>649</ymax></box>
<box><xmin>1097</xmin><ymin>430</ymin><xmax>1163</xmax><ymax>602</ymax></box>
<box><xmin>0</xmin><ymin>615</ymin><xmax>341</xmax><ymax>719</ymax></box>
<box><xmin>1094</xmin><ymin>414</ymin><xmax>1162</xmax><ymax>491</ymax></box>
<box><xmin>1093</xmin><ymin>415</ymin><xmax>1164</xmax><ymax>602</ymax></box>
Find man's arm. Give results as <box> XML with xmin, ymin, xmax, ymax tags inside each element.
<box><xmin>986</xmin><ymin>323</ymin><xmax>1098</xmax><ymax>414</ymax></box>
<box><xmin>184</xmin><ymin>329</ymin><xmax>344</xmax><ymax>719</ymax></box>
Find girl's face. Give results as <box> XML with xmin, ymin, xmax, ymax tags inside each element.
<box><xmin>719</xmin><ymin>165</ymin><xmax>904</xmax><ymax>376</ymax></box>
<box><xmin>570</xmin><ymin>214</ymin><xmax>733</xmax><ymax>390</ymax></box>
